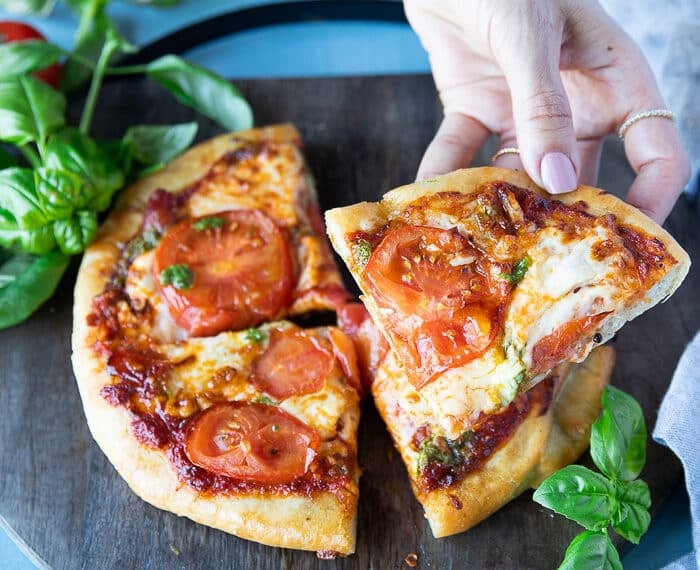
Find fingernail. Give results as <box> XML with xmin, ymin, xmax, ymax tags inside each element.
<box><xmin>541</xmin><ymin>152</ymin><xmax>577</xmax><ymax>194</ymax></box>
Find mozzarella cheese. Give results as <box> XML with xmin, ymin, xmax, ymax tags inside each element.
<box><xmin>185</xmin><ymin>143</ymin><xmax>304</xmax><ymax>227</ymax></box>
<box><xmin>159</xmin><ymin>323</ymin><xmax>359</xmax><ymax>441</ymax></box>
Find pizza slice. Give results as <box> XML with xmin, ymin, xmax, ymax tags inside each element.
<box><xmin>326</xmin><ymin>167</ymin><xmax>689</xmax><ymax>431</ymax></box>
<box><xmin>72</xmin><ymin>125</ymin><xmax>362</xmax><ymax>556</ymax></box>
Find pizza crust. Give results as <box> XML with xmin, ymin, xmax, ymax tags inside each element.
<box><xmin>72</xmin><ymin>125</ymin><xmax>359</xmax><ymax>555</ymax></box>
<box><xmin>389</xmin><ymin>346</ymin><xmax>614</xmax><ymax>538</ymax></box>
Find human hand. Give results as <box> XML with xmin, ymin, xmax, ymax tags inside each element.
<box><xmin>405</xmin><ymin>0</ymin><xmax>690</xmax><ymax>223</ymax></box>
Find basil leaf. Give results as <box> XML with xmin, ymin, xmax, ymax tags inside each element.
<box><xmin>0</xmin><ymin>0</ymin><xmax>57</xmax><ymax>15</ymax></box>
<box><xmin>146</xmin><ymin>55</ymin><xmax>253</xmax><ymax>131</ymax></box>
<box><xmin>0</xmin><ymin>75</ymin><xmax>66</xmax><ymax>146</ymax></box>
<box><xmin>558</xmin><ymin>531</ymin><xmax>622</xmax><ymax>570</ymax></box>
<box><xmin>533</xmin><ymin>465</ymin><xmax>616</xmax><ymax>531</ymax></box>
<box><xmin>0</xmin><ymin>224</ymin><xmax>56</xmax><ymax>254</ymax></box>
<box><xmin>123</xmin><ymin>122</ymin><xmax>197</xmax><ymax>166</ymax></box>
<box><xmin>591</xmin><ymin>385</ymin><xmax>647</xmax><ymax>481</ymax></box>
<box><xmin>0</xmin><ymin>40</ymin><xmax>62</xmax><ymax>76</ymax></box>
<box><xmin>0</xmin><ymin>249</ymin><xmax>69</xmax><ymax>329</ymax></box>
<box><xmin>53</xmin><ymin>210</ymin><xmax>97</xmax><ymax>254</ymax></box>
<box><xmin>35</xmin><ymin>167</ymin><xmax>88</xmax><ymax>219</ymax></box>
<box><xmin>612</xmin><ymin>479</ymin><xmax>651</xmax><ymax>544</ymax></box>
<box><xmin>44</xmin><ymin>128</ymin><xmax>125</xmax><ymax>212</ymax></box>
<box><xmin>0</xmin><ymin>250</ymin><xmax>33</xmax><ymax>288</ymax></box>
<box><xmin>0</xmin><ymin>167</ymin><xmax>47</xmax><ymax>228</ymax></box>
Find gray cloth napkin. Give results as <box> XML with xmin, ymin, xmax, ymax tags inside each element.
<box><xmin>655</xmin><ymin>331</ymin><xmax>700</xmax><ymax>570</ymax></box>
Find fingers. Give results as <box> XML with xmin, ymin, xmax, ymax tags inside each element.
<box><xmin>577</xmin><ymin>138</ymin><xmax>604</xmax><ymax>187</ymax></box>
<box><xmin>416</xmin><ymin>113</ymin><xmax>490</xmax><ymax>180</ymax></box>
<box><xmin>492</xmin><ymin>6</ymin><xmax>579</xmax><ymax>194</ymax></box>
<box><xmin>623</xmin><ymin>117</ymin><xmax>690</xmax><ymax>223</ymax></box>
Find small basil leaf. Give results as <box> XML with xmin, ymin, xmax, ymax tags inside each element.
<box><xmin>558</xmin><ymin>531</ymin><xmax>622</xmax><ymax>570</ymax></box>
<box><xmin>0</xmin><ymin>0</ymin><xmax>57</xmax><ymax>15</ymax></box>
<box><xmin>35</xmin><ymin>167</ymin><xmax>88</xmax><ymax>219</ymax></box>
<box><xmin>612</xmin><ymin>479</ymin><xmax>651</xmax><ymax>544</ymax></box>
<box><xmin>123</xmin><ymin>122</ymin><xmax>197</xmax><ymax>166</ymax></box>
<box><xmin>533</xmin><ymin>465</ymin><xmax>616</xmax><ymax>531</ymax></box>
<box><xmin>0</xmin><ymin>75</ymin><xmax>66</xmax><ymax>146</ymax></box>
<box><xmin>0</xmin><ymin>167</ymin><xmax>47</xmax><ymax>228</ymax></box>
<box><xmin>0</xmin><ymin>224</ymin><xmax>56</xmax><ymax>254</ymax></box>
<box><xmin>145</xmin><ymin>55</ymin><xmax>253</xmax><ymax>131</ymax></box>
<box><xmin>0</xmin><ymin>249</ymin><xmax>69</xmax><ymax>329</ymax></box>
<box><xmin>0</xmin><ymin>40</ymin><xmax>62</xmax><ymax>76</ymax></box>
<box><xmin>53</xmin><ymin>210</ymin><xmax>97</xmax><ymax>255</ymax></box>
<box><xmin>44</xmin><ymin>128</ymin><xmax>125</xmax><ymax>212</ymax></box>
<box><xmin>591</xmin><ymin>385</ymin><xmax>647</xmax><ymax>481</ymax></box>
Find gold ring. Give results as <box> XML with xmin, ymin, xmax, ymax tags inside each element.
<box><xmin>491</xmin><ymin>147</ymin><xmax>520</xmax><ymax>163</ymax></box>
<box><xmin>618</xmin><ymin>109</ymin><xmax>675</xmax><ymax>140</ymax></box>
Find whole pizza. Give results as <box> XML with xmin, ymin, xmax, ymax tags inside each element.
<box><xmin>72</xmin><ymin>125</ymin><xmax>689</xmax><ymax>555</ymax></box>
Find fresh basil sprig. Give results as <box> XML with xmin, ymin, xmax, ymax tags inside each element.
<box><xmin>533</xmin><ymin>385</ymin><xmax>650</xmax><ymax>569</ymax></box>
<box><xmin>0</xmin><ymin>0</ymin><xmax>253</xmax><ymax>328</ymax></box>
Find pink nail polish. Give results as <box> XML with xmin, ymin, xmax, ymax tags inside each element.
<box><xmin>541</xmin><ymin>152</ymin><xmax>577</xmax><ymax>194</ymax></box>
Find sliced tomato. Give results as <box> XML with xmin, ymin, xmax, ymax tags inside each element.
<box><xmin>364</xmin><ymin>224</ymin><xmax>507</xmax><ymax>387</ymax></box>
<box><xmin>337</xmin><ymin>302</ymin><xmax>369</xmax><ymax>335</ymax></box>
<box><xmin>327</xmin><ymin>327</ymin><xmax>362</xmax><ymax>396</ymax></box>
<box><xmin>251</xmin><ymin>327</ymin><xmax>334</xmax><ymax>400</ymax></box>
<box><xmin>337</xmin><ymin>302</ymin><xmax>389</xmax><ymax>392</ymax></box>
<box><xmin>530</xmin><ymin>312</ymin><xmax>610</xmax><ymax>376</ymax></box>
<box><xmin>184</xmin><ymin>402</ymin><xmax>320</xmax><ymax>484</ymax></box>
<box><xmin>153</xmin><ymin>210</ymin><xmax>294</xmax><ymax>336</ymax></box>
<box><xmin>0</xmin><ymin>21</ymin><xmax>61</xmax><ymax>87</ymax></box>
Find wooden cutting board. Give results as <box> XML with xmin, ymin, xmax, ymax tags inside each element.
<box><xmin>1</xmin><ymin>75</ymin><xmax>698</xmax><ymax>569</ymax></box>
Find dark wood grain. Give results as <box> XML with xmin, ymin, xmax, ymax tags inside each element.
<box><xmin>1</xmin><ymin>75</ymin><xmax>698</xmax><ymax>570</ymax></box>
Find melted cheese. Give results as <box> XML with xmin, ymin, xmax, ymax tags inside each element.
<box><xmin>160</xmin><ymin>323</ymin><xmax>358</xmax><ymax>440</ymax></box>
<box><xmin>124</xmin><ymin>250</ymin><xmax>187</xmax><ymax>343</ymax></box>
<box><xmin>185</xmin><ymin>144</ymin><xmax>304</xmax><ymax>226</ymax></box>
<box><xmin>506</xmin><ymin>225</ymin><xmax>628</xmax><ymax>368</ymax></box>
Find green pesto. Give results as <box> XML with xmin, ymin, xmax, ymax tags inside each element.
<box><xmin>252</xmin><ymin>395</ymin><xmax>276</xmax><ymax>406</ymax></box>
<box><xmin>244</xmin><ymin>327</ymin><xmax>267</xmax><ymax>343</ymax></box>
<box><xmin>160</xmin><ymin>263</ymin><xmax>194</xmax><ymax>290</ymax></box>
<box><xmin>509</xmin><ymin>255</ymin><xmax>532</xmax><ymax>285</ymax></box>
<box><xmin>193</xmin><ymin>216</ymin><xmax>225</xmax><ymax>231</ymax></box>
<box><xmin>353</xmin><ymin>239</ymin><xmax>372</xmax><ymax>268</ymax></box>
<box><xmin>124</xmin><ymin>227</ymin><xmax>161</xmax><ymax>261</ymax></box>
<box><xmin>416</xmin><ymin>432</ymin><xmax>473</xmax><ymax>472</ymax></box>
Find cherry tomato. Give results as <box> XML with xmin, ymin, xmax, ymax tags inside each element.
<box><xmin>153</xmin><ymin>210</ymin><xmax>294</xmax><ymax>337</ymax></box>
<box><xmin>364</xmin><ymin>224</ymin><xmax>507</xmax><ymax>387</ymax></box>
<box><xmin>0</xmin><ymin>21</ymin><xmax>61</xmax><ymax>87</ymax></box>
<box><xmin>184</xmin><ymin>402</ymin><xmax>320</xmax><ymax>484</ymax></box>
<box><xmin>530</xmin><ymin>312</ymin><xmax>610</xmax><ymax>376</ymax></box>
<box><xmin>251</xmin><ymin>327</ymin><xmax>334</xmax><ymax>400</ymax></box>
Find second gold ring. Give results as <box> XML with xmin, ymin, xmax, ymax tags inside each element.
<box><xmin>491</xmin><ymin>147</ymin><xmax>521</xmax><ymax>163</ymax></box>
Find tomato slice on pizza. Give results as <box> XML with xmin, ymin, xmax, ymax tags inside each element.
<box><xmin>364</xmin><ymin>223</ymin><xmax>508</xmax><ymax>387</ymax></box>
<box><xmin>184</xmin><ymin>402</ymin><xmax>320</xmax><ymax>484</ymax></box>
<box><xmin>153</xmin><ymin>210</ymin><xmax>294</xmax><ymax>336</ymax></box>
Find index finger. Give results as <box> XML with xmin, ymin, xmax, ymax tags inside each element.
<box><xmin>623</xmin><ymin>114</ymin><xmax>690</xmax><ymax>224</ymax></box>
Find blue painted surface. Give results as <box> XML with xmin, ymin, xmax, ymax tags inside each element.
<box><xmin>0</xmin><ymin>1</ymin><xmax>693</xmax><ymax>568</ymax></box>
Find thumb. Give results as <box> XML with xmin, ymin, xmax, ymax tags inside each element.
<box><xmin>494</xmin><ymin>9</ymin><xmax>579</xmax><ymax>194</ymax></box>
